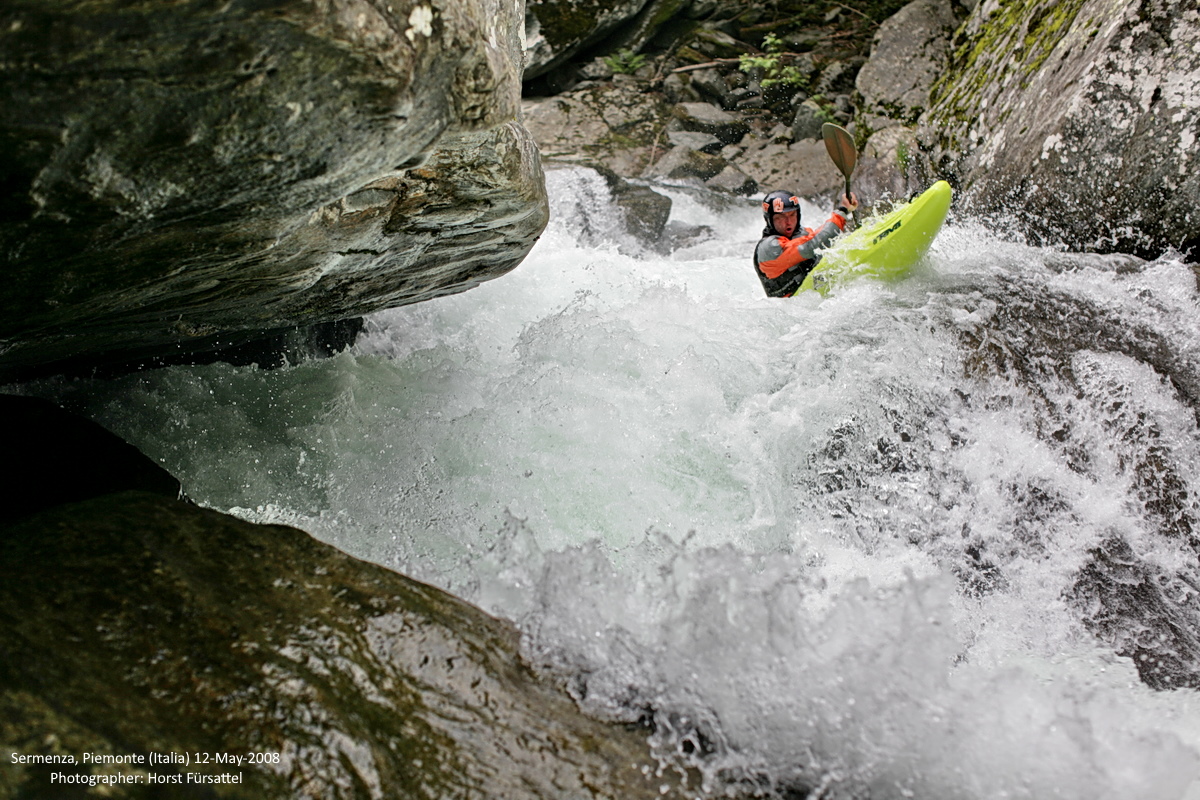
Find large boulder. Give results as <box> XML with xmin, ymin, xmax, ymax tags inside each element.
<box><xmin>0</xmin><ymin>0</ymin><xmax>547</xmax><ymax>377</ymax></box>
<box><xmin>918</xmin><ymin>0</ymin><xmax>1200</xmax><ymax>258</ymax></box>
<box><xmin>522</xmin><ymin>82</ymin><xmax>672</xmax><ymax>176</ymax></box>
<box><xmin>523</xmin><ymin>0</ymin><xmax>693</xmax><ymax>82</ymax></box>
<box><xmin>1</xmin><ymin>491</ymin><xmax>694</xmax><ymax>799</ymax></box>
<box><xmin>523</xmin><ymin>0</ymin><xmax>652</xmax><ymax>80</ymax></box>
<box><xmin>855</xmin><ymin>0</ymin><xmax>961</xmax><ymax>129</ymax></box>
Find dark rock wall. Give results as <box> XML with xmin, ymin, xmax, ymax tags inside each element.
<box><xmin>0</xmin><ymin>0</ymin><xmax>547</xmax><ymax>377</ymax></box>
<box><xmin>523</xmin><ymin>0</ymin><xmax>654</xmax><ymax>80</ymax></box>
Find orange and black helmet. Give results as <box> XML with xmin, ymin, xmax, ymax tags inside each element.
<box><xmin>762</xmin><ymin>190</ymin><xmax>801</xmax><ymax>233</ymax></box>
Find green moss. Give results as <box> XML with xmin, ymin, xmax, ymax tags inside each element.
<box><xmin>673</xmin><ymin>44</ymin><xmax>710</xmax><ymax>64</ymax></box>
<box><xmin>927</xmin><ymin>0</ymin><xmax>1087</xmax><ymax>150</ymax></box>
<box><xmin>896</xmin><ymin>139</ymin><xmax>911</xmax><ymax>175</ymax></box>
<box><xmin>1022</xmin><ymin>0</ymin><xmax>1085</xmax><ymax>74</ymax></box>
<box><xmin>739</xmin><ymin>34</ymin><xmax>814</xmax><ymax>92</ymax></box>
<box><xmin>853</xmin><ymin>120</ymin><xmax>872</xmax><ymax>151</ymax></box>
<box><xmin>601</xmin><ymin>131</ymin><xmax>644</xmax><ymax>149</ymax></box>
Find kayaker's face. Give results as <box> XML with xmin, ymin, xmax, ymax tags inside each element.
<box><xmin>774</xmin><ymin>210</ymin><xmax>798</xmax><ymax>238</ymax></box>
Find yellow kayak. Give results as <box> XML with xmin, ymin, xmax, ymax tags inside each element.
<box><xmin>798</xmin><ymin>181</ymin><xmax>952</xmax><ymax>294</ymax></box>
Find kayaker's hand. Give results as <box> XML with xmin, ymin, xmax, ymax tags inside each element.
<box><xmin>837</xmin><ymin>192</ymin><xmax>859</xmax><ymax>215</ymax></box>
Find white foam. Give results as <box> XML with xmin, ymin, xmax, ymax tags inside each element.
<box><xmin>29</xmin><ymin>167</ymin><xmax>1200</xmax><ymax>798</ymax></box>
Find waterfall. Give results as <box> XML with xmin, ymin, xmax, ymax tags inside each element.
<box><xmin>29</xmin><ymin>167</ymin><xmax>1200</xmax><ymax>799</ymax></box>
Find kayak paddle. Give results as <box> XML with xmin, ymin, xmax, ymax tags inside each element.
<box><xmin>822</xmin><ymin>122</ymin><xmax>856</xmax><ymax>200</ymax></box>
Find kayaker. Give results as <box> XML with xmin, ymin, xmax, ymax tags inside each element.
<box><xmin>752</xmin><ymin>190</ymin><xmax>858</xmax><ymax>297</ymax></box>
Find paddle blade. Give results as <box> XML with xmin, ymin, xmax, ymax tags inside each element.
<box><xmin>822</xmin><ymin>122</ymin><xmax>857</xmax><ymax>180</ymax></box>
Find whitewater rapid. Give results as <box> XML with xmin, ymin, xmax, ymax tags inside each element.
<box><xmin>28</xmin><ymin>167</ymin><xmax>1200</xmax><ymax>798</ymax></box>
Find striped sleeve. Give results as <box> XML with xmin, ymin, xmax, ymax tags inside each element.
<box><xmin>756</xmin><ymin>213</ymin><xmax>846</xmax><ymax>280</ymax></box>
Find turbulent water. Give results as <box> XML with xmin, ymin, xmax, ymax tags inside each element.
<box><xmin>23</xmin><ymin>167</ymin><xmax>1200</xmax><ymax>798</ymax></box>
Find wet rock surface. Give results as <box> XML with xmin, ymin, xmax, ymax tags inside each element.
<box><xmin>1</xmin><ymin>491</ymin><xmax>695</xmax><ymax>799</ymax></box>
<box><xmin>0</xmin><ymin>399</ymin><xmax>698</xmax><ymax>799</ymax></box>
<box><xmin>919</xmin><ymin>0</ymin><xmax>1200</xmax><ymax>259</ymax></box>
<box><xmin>594</xmin><ymin>166</ymin><xmax>675</xmax><ymax>245</ymax></box>
<box><xmin>944</xmin><ymin>264</ymin><xmax>1200</xmax><ymax>691</ymax></box>
<box><xmin>0</xmin><ymin>0</ymin><xmax>546</xmax><ymax>378</ymax></box>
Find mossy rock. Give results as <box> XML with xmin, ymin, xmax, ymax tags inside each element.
<box><xmin>919</xmin><ymin>0</ymin><xmax>1200</xmax><ymax>258</ymax></box>
<box><xmin>0</xmin><ymin>492</ymin><xmax>692</xmax><ymax>799</ymax></box>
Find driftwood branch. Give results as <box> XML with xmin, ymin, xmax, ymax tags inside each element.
<box><xmin>670</xmin><ymin>58</ymin><xmax>744</xmax><ymax>74</ymax></box>
<box><xmin>833</xmin><ymin>2</ymin><xmax>880</xmax><ymax>26</ymax></box>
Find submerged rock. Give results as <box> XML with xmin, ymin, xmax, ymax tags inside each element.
<box><xmin>919</xmin><ymin>0</ymin><xmax>1200</xmax><ymax>258</ymax></box>
<box><xmin>1072</xmin><ymin>534</ymin><xmax>1200</xmax><ymax>692</ymax></box>
<box><xmin>594</xmin><ymin>167</ymin><xmax>675</xmax><ymax>245</ymax></box>
<box><xmin>0</xmin><ymin>0</ymin><xmax>547</xmax><ymax>378</ymax></box>
<box><xmin>0</xmin><ymin>491</ymin><xmax>692</xmax><ymax>799</ymax></box>
<box><xmin>946</xmin><ymin>268</ymin><xmax>1200</xmax><ymax>689</ymax></box>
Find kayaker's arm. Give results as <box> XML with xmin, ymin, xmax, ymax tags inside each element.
<box><xmin>751</xmin><ymin>189</ymin><xmax>862</xmax><ymax>298</ymax></box>
<box><xmin>756</xmin><ymin>211</ymin><xmax>849</xmax><ymax>280</ymax></box>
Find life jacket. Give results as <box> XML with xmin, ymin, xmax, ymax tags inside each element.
<box><xmin>752</xmin><ymin>213</ymin><xmax>847</xmax><ymax>297</ymax></box>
